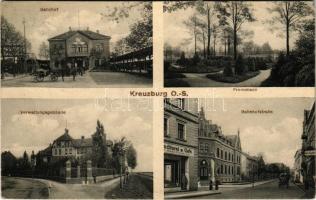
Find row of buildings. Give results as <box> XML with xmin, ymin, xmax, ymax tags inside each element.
<box><xmin>294</xmin><ymin>102</ymin><xmax>315</xmax><ymax>189</ymax></box>
<box><xmin>164</xmin><ymin>98</ymin><xmax>259</xmax><ymax>191</ymax></box>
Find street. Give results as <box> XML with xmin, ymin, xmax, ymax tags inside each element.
<box><xmin>1</xmin><ymin>71</ymin><xmax>152</xmax><ymax>88</ymax></box>
<box><xmin>1</xmin><ymin>176</ymin><xmax>49</xmax><ymax>199</ymax></box>
<box><xmin>1</xmin><ymin>174</ymin><xmax>153</xmax><ymax>199</ymax></box>
<box><xmin>181</xmin><ymin>69</ymin><xmax>271</xmax><ymax>87</ymax></box>
<box><xmin>193</xmin><ymin>180</ymin><xmax>307</xmax><ymax>199</ymax></box>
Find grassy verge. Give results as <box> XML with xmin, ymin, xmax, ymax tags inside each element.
<box><xmin>206</xmin><ymin>71</ymin><xmax>260</xmax><ymax>83</ymax></box>
<box><xmin>104</xmin><ymin>175</ymin><xmax>153</xmax><ymax>199</ymax></box>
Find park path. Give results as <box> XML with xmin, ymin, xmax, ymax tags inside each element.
<box><xmin>182</xmin><ymin>69</ymin><xmax>271</xmax><ymax>87</ymax></box>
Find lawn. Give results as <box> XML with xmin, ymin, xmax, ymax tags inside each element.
<box><xmin>206</xmin><ymin>71</ymin><xmax>260</xmax><ymax>83</ymax></box>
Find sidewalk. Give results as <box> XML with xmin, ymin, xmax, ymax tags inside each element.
<box><xmin>165</xmin><ymin>190</ymin><xmax>221</xmax><ymax>199</ymax></box>
<box><xmin>1</xmin><ymin>74</ymin><xmax>29</xmax><ymax>81</ymax></box>
<box><xmin>293</xmin><ymin>182</ymin><xmax>316</xmax><ymax>198</ymax></box>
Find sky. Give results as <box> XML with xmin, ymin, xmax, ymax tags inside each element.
<box><xmin>1</xmin><ymin>1</ymin><xmax>144</xmax><ymax>58</ymax></box>
<box><xmin>164</xmin><ymin>1</ymin><xmax>314</xmax><ymax>52</ymax></box>
<box><xmin>1</xmin><ymin>98</ymin><xmax>153</xmax><ymax>172</ymax></box>
<box><xmin>198</xmin><ymin>97</ymin><xmax>314</xmax><ymax>168</ymax></box>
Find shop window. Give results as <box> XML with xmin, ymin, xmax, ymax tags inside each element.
<box><xmin>178</xmin><ymin>123</ymin><xmax>185</xmax><ymax>140</ymax></box>
<box><xmin>164</xmin><ymin>117</ymin><xmax>169</xmax><ymax>136</ymax></box>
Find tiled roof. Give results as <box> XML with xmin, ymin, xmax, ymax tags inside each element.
<box><xmin>55</xmin><ymin>131</ymin><xmax>73</xmax><ymax>142</ymax></box>
<box><xmin>73</xmin><ymin>138</ymin><xmax>93</xmax><ymax>147</ymax></box>
<box><xmin>38</xmin><ymin>146</ymin><xmax>52</xmax><ymax>156</ymax></box>
<box><xmin>48</xmin><ymin>30</ymin><xmax>110</xmax><ymax>41</ymax></box>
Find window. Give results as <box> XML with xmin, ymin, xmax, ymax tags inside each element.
<box><xmin>224</xmin><ymin>165</ymin><xmax>227</xmax><ymax>174</ymax></box>
<box><xmin>164</xmin><ymin>118</ymin><xmax>169</xmax><ymax>136</ymax></box>
<box><xmin>199</xmin><ymin>143</ymin><xmax>204</xmax><ymax>152</ymax></box>
<box><xmin>225</xmin><ymin>152</ymin><xmax>227</xmax><ymax>160</ymax></box>
<box><xmin>178</xmin><ymin>123</ymin><xmax>185</xmax><ymax>140</ymax></box>
<box><xmin>59</xmin><ymin>149</ymin><xmax>61</xmax><ymax>155</ymax></box>
<box><xmin>220</xmin><ymin>165</ymin><xmax>223</xmax><ymax>174</ymax></box>
<box><xmin>221</xmin><ymin>150</ymin><xmax>223</xmax><ymax>159</ymax></box>
<box><xmin>54</xmin><ymin>149</ymin><xmax>57</xmax><ymax>155</ymax></box>
<box><xmin>69</xmin><ymin>148</ymin><xmax>72</xmax><ymax>154</ymax></box>
<box><xmin>205</xmin><ymin>143</ymin><xmax>209</xmax><ymax>153</ymax></box>
<box><xmin>228</xmin><ymin>153</ymin><xmax>231</xmax><ymax>161</ymax></box>
<box><xmin>217</xmin><ymin>148</ymin><xmax>220</xmax><ymax>158</ymax></box>
<box><xmin>176</xmin><ymin>98</ymin><xmax>185</xmax><ymax>110</ymax></box>
<box><xmin>96</xmin><ymin>44</ymin><xmax>104</xmax><ymax>52</ymax></box>
<box><xmin>232</xmin><ymin>155</ymin><xmax>234</xmax><ymax>162</ymax></box>
<box><xmin>65</xmin><ymin>148</ymin><xmax>68</xmax><ymax>155</ymax></box>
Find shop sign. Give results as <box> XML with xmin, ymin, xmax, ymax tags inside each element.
<box><xmin>304</xmin><ymin>150</ymin><xmax>316</xmax><ymax>156</ymax></box>
<box><xmin>164</xmin><ymin>143</ymin><xmax>194</xmax><ymax>157</ymax></box>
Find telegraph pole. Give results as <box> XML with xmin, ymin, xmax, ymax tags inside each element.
<box><xmin>22</xmin><ymin>18</ymin><xmax>27</xmax><ymax>74</ymax></box>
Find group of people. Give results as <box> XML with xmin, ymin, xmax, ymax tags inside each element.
<box><xmin>58</xmin><ymin>62</ymin><xmax>85</xmax><ymax>81</ymax></box>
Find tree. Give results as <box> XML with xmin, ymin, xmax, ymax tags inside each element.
<box><xmin>266</xmin><ymin>2</ymin><xmax>313</xmax><ymax>56</ymax></box>
<box><xmin>103</xmin><ymin>2</ymin><xmax>152</xmax><ymax>51</ymax></box>
<box><xmin>92</xmin><ymin>120</ymin><xmax>108</xmax><ymax>167</ymax></box>
<box><xmin>195</xmin><ymin>1</ymin><xmax>217</xmax><ymax>57</ymax></box>
<box><xmin>38</xmin><ymin>42</ymin><xmax>49</xmax><ymax>60</ymax></box>
<box><xmin>126</xmin><ymin>144</ymin><xmax>137</xmax><ymax>171</ymax></box>
<box><xmin>112</xmin><ymin>137</ymin><xmax>129</xmax><ymax>188</ymax></box>
<box><xmin>216</xmin><ymin>2</ymin><xmax>255</xmax><ymax>60</ymax></box>
<box><xmin>183</xmin><ymin>14</ymin><xmax>201</xmax><ymax>55</ymax></box>
<box><xmin>125</xmin><ymin>3</ymin><xmax>152</xmax><ymax>50</ymax></box>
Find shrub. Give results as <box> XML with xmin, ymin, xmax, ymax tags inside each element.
<box><xmin>164</xmin><ymin>61</ymin><xmax>170</xmax><ymax>74</ymax></box>
<box><xmin>223</xmin><ymin>65</ymin><xmax>233</xmax><ymax>76</ymax></box>
<box><xmin>295</xmin><ymin>64</ymin><xmax>315</xmax><ymax>86</ymax></box>
<box><xmin>235</xmin><ymin>55</ymin><xmax>246</xmax><ymax>75</ymax></box>
<box><xmin>247</xmin><ymin>58</ymin><xmax>256</xmax><ymax>71</ymax></box>
<box><xmin>192</xmin><ymin>53</ymin><xmax>200</xmax><ymax>65</ymax></box>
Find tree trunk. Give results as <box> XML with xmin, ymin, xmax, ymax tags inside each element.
<box><xmin>203</xmin><ymin>32</ymin><xmax>206</xmax><ymax>59</ymax></box>
<box><xmin>233</xmin><ymin>24</ymin><xmax>237</xmax><ymax>60</ymax></box>
<box><xmin>213</xmin><ymin>35</ymin><xmax>216</xmax><ymax>56</ymax></box>
<box><xmin>286</xmin><ymin>20</ymin><xmax>290</xmax><ymax>56</ymax></box>
<box><xmin>224</xmin><ymin>38</ymin><xmax>227</xmax><ymax>56</ymax></box>
<box><xmin>227</xmin><ymin>37</ymin><xmax>231</xmax><ymax>56</ymax></box>
<box><xmin>207</xmin><ymin>8</ymin><xmax>211</xmax><ymax>58</ymax></box>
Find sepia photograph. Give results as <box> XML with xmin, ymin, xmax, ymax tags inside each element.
<box><xmin>1</xmin><ymin>98</ymin><xmax>153</xmax><ymax>199</ymax></box>
<box><xmin>1</xmin><ymin>1</ymin><xmax>152</xmax><ymax>88</ymax></box>
<box><xmin>164</xmin><ymin>1</ymin><xmax>315</xmax><ymax>87</ymax></box>
<box><xmin>164</xmin><ymin>98</ymin><xmax>315</xmax><ymax>198</ymax></box>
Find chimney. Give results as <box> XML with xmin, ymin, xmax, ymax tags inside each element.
<box><xmin>96</xmin><ymin>30</ymin><xmax>99</xmax><ymax>33</ymax></box>
<box><xmin>81</xmin><ymin>136</ymin><xmax>84</xmax><ymax>140</ymax></box>
<box><xmin>69</xmin><ymin>26</ymin><xmax>72</xmax><ymax>31</ymax></box>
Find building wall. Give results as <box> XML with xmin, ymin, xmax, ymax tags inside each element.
<box><xmin>199</xmin><ymin>137</ymin><xmax>241</xmax><ymax>183</ymax></box>
<box><xmin>164</xmin><ymin>98</ymin><xmax>199</xmax><ymax>191</ymax></box>
<box><xmin>49</xmin><ymin>32</ymin><xmax>110</xmax><ymax>69</ymax></box>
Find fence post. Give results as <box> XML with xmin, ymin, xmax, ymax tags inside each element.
<box><xmin>66</xmin><ymin>160</ymin><xmax>71</xmax><ymax>183</ymax></box>
<box><xmin>86</xmin><ymin>160</ymin><xmax>93</xmax><ymax>184</ymax></box>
